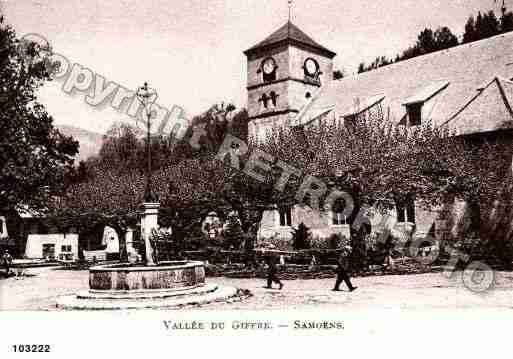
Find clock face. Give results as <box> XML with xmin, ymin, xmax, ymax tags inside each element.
<box><xmin>262</xmin><ymin>57</ymin><xmax>276</xmax><ymax>75</ymax></box>
<box><xmin>304</xmin><ymin>58</ymin><xmax>319</xmax><ymax>76</ymax></box>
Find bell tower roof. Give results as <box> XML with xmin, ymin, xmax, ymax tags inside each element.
<box><xmin>244</xmin><ymin>21</ymin><xmax>336</xmax><ymax>58</ymax></box>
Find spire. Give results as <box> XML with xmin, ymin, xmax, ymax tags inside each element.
<box><xmin>243</xmin><ymin>20</ymin><xmax>336</xmax><ymax>58</ymax></box>
<box><xmin>288</xmin><ymin>0</ymin><xmax>293</xmax><ymax>24</ymax></box>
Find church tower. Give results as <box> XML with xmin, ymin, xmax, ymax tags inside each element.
<box><xmin>244</xmin><ymin>21</ymin><xmax>336</xmax><ymax>140</ymax></box>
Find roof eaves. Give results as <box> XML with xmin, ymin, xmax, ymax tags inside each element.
<box><xmin>403</xmin><ymin>81</ymin><xmax>450</xmax><ymax>105</ymax></box>
<box><xmin>342</xmin><ymin>94</ymin><xmax>386</xmax><ymax>117</ymax></box>
<box><xmin>244</xmin><ymin>38</ymin><xmax>336</xmax><ymax>57</ymax></box>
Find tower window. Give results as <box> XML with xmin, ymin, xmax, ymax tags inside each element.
<box><xmin>406</xmin><ymin>103</ymin><xmax>422</xmax><ymax>126</ymax></box>
<box><xmin>278</xmin><ymin>206</ymin><xmax>292</xmax><ymax>227</ymax></box>
<box><xmin>270</xmin><ymin>91</ymin><xmax>278</xmax><ymax>107</ymax></box>
<box><xmin>260</xmin><ymin>93</ymin><xmax>269</xmax><ymax>108</ymax></box>
<box><xmin>263</xmin><ymin>71</ymin><xmax>276</xmax><ymax>82</ymax></box>
<box><xmin>303</xmin><ymin>58</ymin><xmax>321</xmax><ymax>85</ymax></box>
<box><xmin>261</xmin><ymin>57</ymin><xmax>277</xmax><ymax>82</ymax></box>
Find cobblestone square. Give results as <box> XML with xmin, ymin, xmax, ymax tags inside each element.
<box><xmin>2</xmin><ymin>267</ymin><xmax>513</xmax><ymax>311</ymax></box>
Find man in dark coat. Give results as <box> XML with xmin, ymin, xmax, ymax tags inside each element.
<box><xmin>333</xmin><ymin>252</ymin><xmax>357</xmax><ymax>292</ymax></box>
<box><xmin>265</xmin><ymin>254</ymin><xmax>283</xmax><ymax>290</ymax></box>
<box><xmin>2</xmin><ymin>250</ymin><xmax>13</xmax><ymax>276</ymax></box>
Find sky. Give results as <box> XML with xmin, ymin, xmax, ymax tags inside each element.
<box><xmin>0</xmin><ymin>0</ymin><xmax>506</xmax><ymax>134</ymax></box>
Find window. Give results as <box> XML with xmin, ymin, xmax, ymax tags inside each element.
<box><xmin>42</xmin><ymin>244</ymin><xmax>55</xmax><ymax>259</ymax></box>
<box><xmin>406</xmin><ymin>103</ymin><xmax>423</xmax><ymax>126</ymax></box>
<box><xmin>303</xmin><ymin>58</ymin><xmax>321</xmax><ymax>84</ymax></box>
<box><xmin>263</xmin><ymin>70</ymin><xmax>276</xmax><ymax>82</ymax></box>
<box><xmin>396</xmin><ymin>199</ymin><xmax>415</xmax><ymax>223</ymax></box>
<box><xmin>261</xmin><ymin>57</ymin><xmax>277</xmax><ymax>82</ymax></box>
<box><xmin>61</xmin><ymin>245</ymin><xmax>72</xmax><ymax>252</ymax></box>
<box><xmin>278</xmin><ymin>206</ymin><xmax>292</xmax><ymax>227</ymax></box>
<box><xmin>260</xmin><ymin>93</ymin><xmax>269</xmax><ymax>109</ymax></box>
<box><xmin>332</xmin><ymin>198</ymin><xmax>347</xmax><ymax>225</ymax></box>
<box><xmin>269</xmin><ymin>91</ymin><xmax>278</xmax><ymax>107</ymax></box>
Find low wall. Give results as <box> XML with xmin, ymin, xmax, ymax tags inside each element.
<box><xmin>83</xmin><ymin>250</ymin><xmax>108</xmax><ymax>262</ymax></box>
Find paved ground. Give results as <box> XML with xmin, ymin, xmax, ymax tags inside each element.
<box><xmin>1</xmin><ymin>266</ymin><xmax>513</xmax><ymax>310</ymax></box>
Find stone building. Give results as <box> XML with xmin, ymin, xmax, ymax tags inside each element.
<box><xmin>248</xmin><ymin>22</ymin><xmax>513</xmax><ymax>247</ymax></box>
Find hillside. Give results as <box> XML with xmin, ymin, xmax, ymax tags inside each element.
<box><xmin>57</xmin><ymin>125</ymin><xmax>104</xmax><ymax>163</ymax></box>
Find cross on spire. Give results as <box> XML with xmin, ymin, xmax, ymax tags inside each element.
<box><xmin>288</xmin><ymin>0</ymin><xmax>293</xmax><ymax>22</ymax></box>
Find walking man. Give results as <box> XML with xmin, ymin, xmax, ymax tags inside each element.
<box><xmin>333</xmin><ymin>251</ymin><xmax>357</xmax><ymax>292</ymax></box>
<box><xmin>265</xmin><ymin>254</ymin><xmax>283</xmax><ymax>290</ymax></box>
<box><xmin>3</xmin><ymin>250</ymin><xmax>13</xmax><ymax>276</ymax></box>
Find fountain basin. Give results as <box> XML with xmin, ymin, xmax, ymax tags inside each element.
<box><xmin>57</xmin><ymin>260</ymin><xmax>247</xmax><ymax>310</ymax></box>
<box><xmin>89</xmin><ymin>261</ymin><xmax>205</xmax><ymax>292</ymax></box>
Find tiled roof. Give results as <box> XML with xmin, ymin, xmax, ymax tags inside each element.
<box><xmin>244</xmin><ymin>21</ymin><xmax>336</xmax><ymax>57</ymax></box>
<box><xmin>445</xmin><ymin>76</ymin><xmax>513</xmax><ymax>135</ymax></box>
<box><xmin>295</xmin><ymin>32</ymin><xmax>513</xmax><ymax>135</ymax></box>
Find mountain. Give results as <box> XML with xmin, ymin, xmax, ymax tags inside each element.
<box><xmin>57</xmin><ymin>125</ymin><xmax>104</xmax><ymax>163</ymax></box>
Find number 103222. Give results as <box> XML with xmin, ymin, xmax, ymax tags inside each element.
<box><xmin>12</xmin><ymin>345</ymin><xmax>51</xmax><ymax>352</ymax></box>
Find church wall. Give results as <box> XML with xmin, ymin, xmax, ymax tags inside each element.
<box><xmin>249</xmin><ymin>112</ymin><xmax>295</xmax><ymax>141</ymax></box>
<box><xmin>256</xmin><ymin>199</ymin><xmax>472</xmax><ymax>251</ymax></box>
<box><xmin>288</xmin><ymin>80</ymin><xmax>320</xmax><ymax>113</ymax></box>
<box><xmin>257</xmin><ymin>204</ymin><xmax>351</xmax><ymax>249</ymax></box>
<box><xmin>368</xmin><ymin>202</ymin><xmax>439</xmax><ymax>239</ymax></box>
<box><xmin>247</xmin><ymin>81</ymin><xmax>289</xmax><ymax>118</ymax></box>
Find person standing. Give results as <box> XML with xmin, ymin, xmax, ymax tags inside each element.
<box><xmin>309</xmin><ymin>254</ymin><xmax>318</xmax><ymax>271</ymax></box>
<box><xmin>333</xmin><ymin>252</ymin><xmax>357</xmax><ymax>292</ymax></box>
<box><xmin>3</xmin><ymin>250</ymin><xmax>13</xmax><ymax>276</ymax></box>
<box><xmin>265</xmin><ymin>254</ymin><xmax>283</xmax><ymax>290</ymax></box>
<box><xmin>279</xmin><ymin>254</ymin><xmax>285</xmax><ymax>268</ymax></box>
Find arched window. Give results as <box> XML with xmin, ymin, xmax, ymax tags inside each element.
<box><xmin>278</xmin><ymin>206</ymin><xmax>292</xmax><ymax>227</ymax></box>
<box><xmin>332</xmin><ymin>198</ymin><xmax>347</xmax><ymax>225</ymax></box>
<box><xmin>396</xmin><ymin>198</ymin><xmax>415</xmax><ymax>223</ymax></box>
<box><xmin>261</xmin><ymin>57</ymin><xmax>277</xmax><ymax>82</ymax></box>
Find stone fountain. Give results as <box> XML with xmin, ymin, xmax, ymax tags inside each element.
<box><xmin>57</xmin><ymin>83</ymin><xmax>239</xmax><ymax>310</ymax></box>
<box><xmin>57</xmin><ymin>201</ymin><xmax>238</xmax><ymax>309</ymax></box>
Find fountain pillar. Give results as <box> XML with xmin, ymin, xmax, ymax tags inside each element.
<box><xmin>141</xmin><ymin>202</ymin><xmax>160</xmax><ymax>266</ymax></box>
<box><xmin>0</xmin><ymin>216</ymin><xmax>8</xmax><ymax>240</ymax></box>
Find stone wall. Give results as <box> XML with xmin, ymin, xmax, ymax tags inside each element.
<box><xmin>257</xmin><ymin>204</ymin><xmax>351</xmax><ymax>248</ymax></box>
<box><xmin>257</xmin><ymin>199</ymin><xmax>475</xmax><ymax>250</ymax></box>
<box><xmin>248</xmin><ymin>112</ymin><xmax>295</xmax><ymax>141</ymax></box>
<box><xmin>246</xmin><ymin>44</ymin><xmax>290</xmax><ymax>89</ymax></box>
